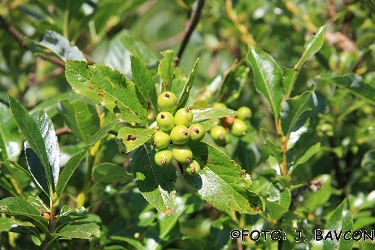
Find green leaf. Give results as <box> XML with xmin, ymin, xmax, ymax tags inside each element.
<box><xmin>0</xmin><ymin>102</ymin><xmax>22</xmax><ymax>161</ymax></box>
<box><xmin>0</xmin><ymin>219</ymin><xmax>40</xmax><ymax>239</ymax></box>
<box><xmin>25</xmin><ymin>147</ymin><xmax>50</xmax><ymax>196</ymax></box>
<box><xmin>158</xmin><ymin>197</ymin><xmax>185</xmax><ymax>239</ymax></box>
<box><xmin>65</xmin><ymin>60</ymin><xmax>148</xmax><ymax>125</ymax></box>
<box><xmin>262</xmin><ymin>189</ymin><xmax>291</xmax><ymax>220</ymax></box>
<box><xmin>93</xmin><ymin>163</ymin><xmax>133</xmax><ymax>184</ymax></box>
<box><xmin>184</xmin><ymin>141</ymin><xmax>262</xmax><ymax>213</ymax></box>
<box><xmin>57</xmin><ymin>100</ymin><xmax>100</xmax><ymax>143</ymax></box>
<box><xmin>280</xmin><ymin>88</ymin><xmax>317</xmax><ymax>136</ymax></box>
<box><xmin>87</xmin><ymin>120</ymin><xmax>119</xmax><ymax>145</ymax></box>
<box><xmin>260</xmin><ymin>129</ymin><xmax>283</xmax><ymax>164</ymax></box>
<box><xmin>25</xmin><ymin>30</ymin><xmax>86</xmax><ymax>62</ymax></box>
<box><xmin>323</xmin><ymin>199</ymin><xmax>353</xmax><ymax>250</ymax></box>
<box><xmin>111</xmin><ymin>236</ymin><xmax>146</xmax><ymax>250</ymax></box>
<box><xmin>246</xmin><ymin>46</ymin><xmax>283</xmax><ymax>117</ymax></box>
<box><xmin>176</xmin><ymin>58</ymin><xmax>200</xmax><ymax>109</ymax></box>
<box><xmin>283</xmin><ymin>25</ymin><xmax>326</xmax><ymax>96</ymax></box>
<box><xmin>130</xmin><ymin>145</ymin><xmax>176</xmax><ymax>215</ymax></box>
<box><xmin>130</xmin><ymin>55</ymin><xmax>158</xmax><ymax>112</ymax></box>
<box><xmin>361</xmin><ymin>149</ymin><xmax>375</xmax><ymax>171</ymax></box>
<box><xmin>9</xmin><ymin>96</ymin><xmax>59</xmax><ymax>195</ymax></box>
<box><xmin>304</xmin><ymin>174</ymin><xmax>332</xmax><ymax>211</ymax></box>
<box><xmin>192</xmin><ymin>108</ymin><xmax>237</xmax><ymax>123</ymax></box>
<box><xmin>294</xmin><ymin>143</ymin><xmax>321</xmax><ymax>169</ymax></box>
<box><xmin>117</xmin><ymin>126</ymin><xmax>157</xmax><ymax>153</ymax></box>
<box><xmin>53</xmin><ymin>222</ymin><xmax>99</xmax><ymax>239</ymax></box>
<box><xmin>317</xmin><ymin>73</ymin><xmax>375</xmax><ymax>105</ymax></box>
<box><xmin>158</xmin><ymin>50</ymin><xmax>174</xmax><ymax>92</ymax></box>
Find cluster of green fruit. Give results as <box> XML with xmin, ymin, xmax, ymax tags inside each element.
<box><xmin>152</xmin><ymin>91</ymin><xmax>205</xmax><ymax>176</ymax></box>
<box><xmin>209</xmin><ymin>103</ymin><xmax>251</xmax><ymax>146</ymax></box>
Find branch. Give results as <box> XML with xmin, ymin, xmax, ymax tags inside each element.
<box><xmin>174</xmin><ymin>0</ymin><xmax>205</xmax><ymax>67</ymax></box>
<box><xmin>0</xmin><ymin>15</ymin><xmax>65</xmax><ymax>68</ymax></box>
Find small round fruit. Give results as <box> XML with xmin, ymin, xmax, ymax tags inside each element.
<box><xmin>212</xmin><ymin>103</ymin><xmax>227</xmax><ymax>109</ymax></box>
<box><xmin>210</xmin><ymin>125</ymin><xmax>228</xmax><ymax>146</ymax></box>
<box><xmin>214</xmin><ymin>134</ymin><xmax>229</xmax><ymax>146</ymax></box>
<box><xmin>170</xmin><ymin>125</ymin><xmax>190</xmax><ymax>145</ymax></box>
<box><xmin>157</xmin><ymin>91</ymin><xmax>178</xmax><ymax>112</ymax></box>
<box><xmin>156</xmin><ymin>111</ymin><xmax>175</xmax><ymax>132</ymax></box>
<box><xmin>189</xmin><ymin>123</ymin><xmax>205</xmax><ymax>141</ymax></box>
<box><xmin>230</xmin><ymin>118</ymin><xmax>248</xmax><ymax>137</ymax></box>
<box><xmin>152</xmin><ymin>131</ymin><xmax>170</xmax><ymax>149</ymax></box>
<box><xmin>184</xmin><ymin>160</ymin><xmax>201</xmax><ymax>176</ymax></box>
<box><xmin>154</xmin><ymin>149</ymin><xmax>173</xmax><ymax>167</ymax></box>
<box><xmin>237</xmin><ymin>106</ymin><xmax>252</xmax><ymax>120</ymax></box>
<box><xmin>174</xmin><ymin>108</ymin><xmax>193</xmax><ymax>127</ymax></box>
<box><xmin>172</xmin><ymin>145</ymin><xmax>193</xmax><ymax>164</ymax></box>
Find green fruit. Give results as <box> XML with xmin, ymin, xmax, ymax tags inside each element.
<box><xmin>156</xmin><ymin>111</ymin><xmax>175</xmax><ymax>132</ymax></box>
<box><xmin>154</xmin><ymin>149</ymin><xmax>173</xmax><ymax>167</ymax></box>
<box><xmin>212</xmin><ymin>103</ymin><xmax>227</xmax><ymax>109</ymax></box>
<box><xmin>172</xmin><ymin>144</ymin><xmax>193</xmax><ymax>164</ymax></box>
<box><xmin>230</xmin><ymin>118</ymin><xmax>248</xmax><ymax>137</ymax></box>
<box><xmin>157</xmin><ymin>91</ymin><xmax>178</xmax><ymax>112</ymax></box>
<box><xmin>210</xmin><ymin>125</ymin><xmax>228</xmax><ymax>146</ymax></box>
<box><xmin>184</xmin><ymin>160</ymin><xmax>201</xmax><ymax>176</ymax></box>
<box><xmin>170</xmin><ymin>125</ymin><xmax>190</xmax><ymax>145</ymax></box>
<box><xmin>174</xmin><ymin>108</ymin><xmax>193</xmax><ymax>127</ymax></box>
<box><xmin>189</xmin><ymin>123</ymin><xmax>205</xmax><ymax>141</ymax></box>
<box><xmin>152</xmin><ymin>131</ymin><xmax>170</xmax><ymax>149</ymax></box>
<box><xmin>237</xmin><ymin>106</ymin><xmax>252</xmax><ymax>120</ymax></box>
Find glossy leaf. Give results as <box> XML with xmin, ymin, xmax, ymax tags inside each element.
<box><xmin>176</xmin><ymin>58</ymin><xmax>200</xmax><ymax>110</ymax></box>
<box><xmin>260</xmin><ymin>129</ymin><xmax>283</xmax><ymax>164</ymax></box>
<box><xmin>283</xmin><ymin>25</ymin><xmax>326</xmax><ymax>96</ymax></box>
<box><xmin>0</xmin><ymin>219</ymin><xmax>40</xmax><ymax>238</ymax></box>
<box><xmin>323</xmin><ymin>199</ymin><xmax>353</xmax><ymax>250</ymax></box>
<box><xmin>130</xmin><ymin>145</ymin><xmax>177</xmax><ymax>215</ymax></box>
<box><xmin>0</xmin><ymin>102</ymin><xmax>22</xmax><ymax>161</ymax></box>
<box><xmin>130</xmin><ymin>55</ymin><xmax>158</xmax><ymax>112</ymax></box>
<box><xmin>118</xmin><ymin>126</ymin><xmax>157</xmax><ymax>153</ymax></box>
<box><xmin>25</xmin><ymin>30</ymin><xmax>86</xmax><ymax>62</ymax></box>
<box><xmin>110</xmin><ymin>236</ymin><xmax>146</xmax><ymax>250</ymax></box>
<box><xmin>317</xmin><ymin>73</ymin><xmax>375</xmax><ymax>105</ymax></box>
<box><xmin>280</xmin><ymin>88</ymin><xmax>317</xmax><ymax>136</ymax></box>
<box><xmin>158</xmin><ymin>197</ymin><xmax>185</xmax><ymax>239</ymax></box>
<box><xmin>246</xmin><ymin>46</ymin><xmax>283</xmax><ymax>117</ymax></box>
<box><xmin>53</xmin><ymin>222</ymin><xmax>99</xmax><ymax>239</ymax></box>
<box><xmin>294</xmin><ymin>142</ymin><xmax>321</xmax><ymax>169</ymax></box>
<box><xmin>192</xmin><ymin>108</ymin><xmax>237</xmax><ymax>123</ymax></box>
<box><xmin>92</xmin><ymin>162</ymin><xmax>133</xmax><ymax>184</ymax></box>
<box><xmin>361</xmin><ymin>149</ymin><xmax>375</xmax><ymax>171</ymax></box>
<box><xmin>184</xmin><ymin>141</ymin><xmax>262</xmax><ymax>213</ymax></box>
<box><xmin>57</xmin><ymin>100</ymin><xmax>100</xmax><ymax>143</ymax></box>
<box><xmin>158</xmin><ymin>50</ymin><xmax>174</xmax><ymax>92</ymax></box>
<box><xmin>304</xmin><ymin>174</ymin><xmax>332</xmax><ymax>211</ymax></box>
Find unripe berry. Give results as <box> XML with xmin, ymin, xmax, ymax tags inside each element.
<box><xmin>152</xmin><ymin>131</ymin><xmax>170</xmax><ymax>149</ymax></box>
<box><xmin>237</xmin><ymin>106</ymin><xmax>252</xmax><ymax>120</ymax></box>
<box><xmin>174</xmin><ymin>108</ymin><xmax>193</xmax><ymax>127</ymax></box>
<box><xmin>210</xmin><ymin>125</ymin><xmax>229</xmax><ymax>146</ymax></box>
<box><xmin>184</xmin><ymin>160</ymin><xmax>201</xmax><ymax>176</ymax></box>
<box><xmin>172</xmin><ymin>144</ymin><xmax>193</xmax><ymax>164</ymax></box>
<box><xmin>212</xmin><ymin>103</ymin><xmax>227</xmax><ymax>109</ymax></box>
<box><xmin>230</xmin><ymin>118</ymin><xmax>248</xmax><ymax>137</ymax></box>
<box><xmin>170</xmin><ymin>125</ymin><xmax>190</xmax><ymax>145</ymax></box>
<box><xmin>154</xmin><ymin>149</ymin><xmax>173</xmax><ymax>167</ymax></box>
<box><xmin>156</xmin><ymin>111</ymin><xmax>175</xmax><ymax>132</ymax></box>
<box><xmin>189</xmin><ymin>123</ymin><xmax>205</xmax><ymax>141</ymax></box>
<box><xmin>158</xmin><ymin>91</ymin><xmax>178</xmax><ymax>112</ymax></box>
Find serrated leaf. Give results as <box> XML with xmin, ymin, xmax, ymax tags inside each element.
<box><xmin>53</xmin><ymin>222</ymin><xmax>99</xmax><ymax>239</ymax></box>
<box><xmin>0</xmin><ymin>102</ymin><xmax>22</xmax><ymax>161</ymax></box>
<box><xmin>176</xmin><ymin>59</ymin><xmax>200</xmax><ymax>109</ymax></box>
<box><xmin>158</xmin><ymin>197</ymin><xmax>185</xmax><ymax>239</ymax></box>
<box><xmin>57</xmin><ymin>100</ymin><xmax>100</xmax><ymax>143</ymax></box>
<box><xmin>260</xmin><ymin>129</ymin><xmax>283</xmax><ymax>164</ymax></box>
<box><xmin>192</xmin><ymin>108</ymin><xmax>237</xmax><ymax>123</ymax></box>
<box><xmin>280</xmin><ymin>88</ymin><xmax>317</xmax><ymax>136</ymax></box>
<box><xmin>25</xmin><ymin>147</ymin><xmax>50</xmax><ymax>196</ymax></box>
<box><xmin>323</xmin><ymin>199</ymin><xmax>353</xmax><ymax>250</ymax></box>
<box><xmin>170</xmin><ymin>67</ymin><xmax>186</xmax><ymax>98</ymax></box>
<box><xmin>158</xmin><ymin>50</ymin><xmax>174</xmax><ymax>92</ymax></box>
<box><xmin>284</xmin><ymin>25</ymin><xmax>326</xmax><ymax>96</ymax></box>
<box><xmin>93</xmin><ymin>163</ymin><xmax>133</xmax><ymax>184</ymax></box>
<box><xmin>305</xmin><ymin>174</ymin><xmax>332</xmax><ymax>211</ymax></box>
<box><xmin>118</xmin><ymin>126</ymin><xmax>157</xmax><ymax>153</ymax></box>
<box><xmin>130</xmin><ymin>145</ymin><xmax>176</xmax><ymax>215</ymax></box>
<box><xmin>25</xmin><ymin>30</ymin><xmax>86</xmax><ymax>62</ymax></box>
<box><xmin>65</xmin><ymin>60</ymin><xmax>148</xmax><ymax>125</ymax></box>
<box><xmin>184</xmin><ymin>141</ymin><xmax>262</xmax><ymax>213</ymax></box>
<box><xmin>294</xmin><ymin>143</ymin><xmax>321</xmax><ymax>169</ymax></box>
<box><xmin>9</xmin><ymin>96</ymin><xmax>59</xmax><ymax>195</ymax></box>
<box><xmin>246</xmin><ymin>46</ymin><xmax>283</xmax><ymax>117</ymax></box>
<box><xmin>317</xmin><ymin>73</ymin><xmax>375</xmax><ymax>105</ymax></box>
<box><xmin>262</xmin><ymin>197</ymin><xmax>289</xmax><ymax>221</ymax></box>
<box><xmin>0</xmin><ymin>219</ymin><xmax>40</xmax><ymax>238</ymax></box>
<box><xmin>130</xmin><ymin>55</ymin><xmax>158</xmax><ymax>112</ymax></box>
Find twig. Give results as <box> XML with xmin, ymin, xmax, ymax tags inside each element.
<box><xmin>0</xmin><ymin>15</ymin><xmax>65</xmax><ymax>68</ymax></box>
<box><xmin>174</xmin><ymin>0</ymin><xmax>205</xmax><ymax>67</ymax></box>
<box><xmin>55</xmin><ymin>127</ymin><xmax>72</xmax><ymax>136</ymax></box>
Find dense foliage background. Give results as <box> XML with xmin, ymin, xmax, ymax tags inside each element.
<box><xmin>1</xmin><ymin>0</ymin><xmax>375</xmax><ymax>249</ymax></box>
